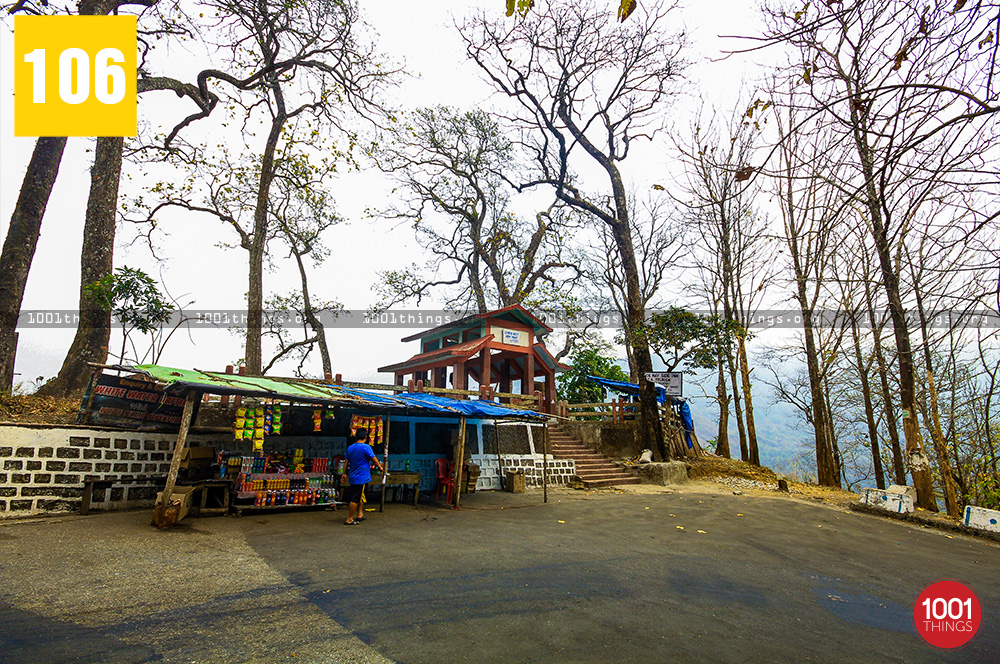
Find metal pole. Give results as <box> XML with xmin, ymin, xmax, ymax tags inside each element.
<box><xmin>542</xmin><ymin>420</ymin><xmax>549</xmax><ymax>504</ymax></box>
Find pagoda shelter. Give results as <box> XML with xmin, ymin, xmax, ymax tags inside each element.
<box><xmin>377</xmin><ymin>305</ymin><xmax>568</xmax><ymax>413</ymax></box>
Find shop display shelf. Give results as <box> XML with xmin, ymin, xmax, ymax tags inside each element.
<box><xmin>233</xmin><ymin>501</ymin><xmax>343</xmax><ymax>517</ymax></box>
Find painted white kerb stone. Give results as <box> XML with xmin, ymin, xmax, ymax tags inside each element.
<box><xmin>860</xmin><ymin>487</ymin><xmax>915</xmax><ymax>514</ymax></box>
<box><xmin>963</xmin><ymin>505</ymin><xmax>1000</xmax><ymax>533</ymax></box>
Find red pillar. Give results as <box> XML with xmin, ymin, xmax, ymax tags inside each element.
<box><xmin>454</xmin><ymin>361</ymin><xmax>467</xmax><ymax>395</ymax></box>
<box><xmin>521</xmin><ymin>353</ymin><xmax>534</xmax><ymax>395</ymax></box>
<box><xmin>544</xmin><ymin>371</ymin><xmax>557</xmax><ymax>414</ymax></box>
<box><xmin>499</xmin><ymin>359</ymin><xmax>511</xmax><ymax>403</ymax></box>
<box><xmin>481</xmin><ymin>349</ymin><xmax>492</xmax><ymax>392</ymax></box>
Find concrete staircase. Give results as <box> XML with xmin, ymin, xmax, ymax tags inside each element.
<box><xmin>547</xmin><ymin>423</ymin><xmax>640</xmax><ymax>488</ymax></box>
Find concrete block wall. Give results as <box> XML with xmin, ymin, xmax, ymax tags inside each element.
<box><xmin>470</xmin><ymin>454</ymin><xmax>576</xmax><ymax>490</ymax></box>
<box><xmin>558</xmin><ymin>420</ymin><xmax>641</xmax><ymax>459</ymax></box>
<box><xmin>0</xmin><ymin>424</ymin><xmax>230</xmax><ymax>518</ymax></box>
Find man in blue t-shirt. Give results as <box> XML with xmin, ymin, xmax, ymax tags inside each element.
<box><xmin>342</xmin><ymin>428</ymin><xmax>384</xmax><ymax>525</ymax></box>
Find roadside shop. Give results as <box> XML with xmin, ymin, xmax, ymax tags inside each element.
<box><xmin>76</xmin><ymin>364</ymin><xmax>549</xmax><ymax>526</ymax></box>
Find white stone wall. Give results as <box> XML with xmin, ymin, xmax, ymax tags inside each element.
<box><xmin>0</xmin><ymin>424</ymin><xmax>230</xmax><ymax>518</ymax></box>
<box><xmin>470</xmin><ymin>454</ymin><xmax>576</xmax><ymax>490</ymax></box>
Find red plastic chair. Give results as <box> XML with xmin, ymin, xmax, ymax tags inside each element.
<box><xmin>434</xmin><ymin>458</ymin><xmax>455</xmax><ymax>503</ymax></box>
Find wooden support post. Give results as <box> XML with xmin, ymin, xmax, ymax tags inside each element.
<box><xmin>453</xmin><ymin>361</ymin><xmax>466</xmax><ymax>394</ymax></box>
<box><xmin>234</xmin><ymin>366</ymin><xmax>245</xmax><ymax>407</ymax></box>
<box><xmin>495</xmin><ymin>418</ymin><xmax>504</xmax><ymax>491</ymax></box>
<box><xmin>453</xmin><ymin>416</ymin><xmax>467</xmax><ymax>509</ymax></box>
<box><xmin>77</xmin><ymin>367</ymin><xmax>102</xmax><ymax>425</ymax></box>
<box><xmin>221</xmin><ymin>365</ymin><xmax>233</xmax><ymax>405</ymax></box>
<box><xmin>380</xmin><ymin>414</ymin><xmax>391</xmax><ymax>513</ymax></box>
<box><xmin>542</xmin><ymin>422</ymin><xmax>549</xmax><ymax>504</ymax></box>
<box><xmin>416</xmin><ymin>379</ymin><xmax>424</xmax><ymax>393</ymax></box>
<box><xmin>407</xmin><ymin>378</ymin><xmax>414</xmax><ymax>393</ymax></box>
<box><xmin>152</xmin><ymin>390</ymin><xmax>197</xmax><ymax>529</ymax></box>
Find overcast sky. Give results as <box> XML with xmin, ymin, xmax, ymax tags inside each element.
<box><xmin>0</xmin><ymin>0</ymin><xmax>768</xmax><ymax>390</ymax></box>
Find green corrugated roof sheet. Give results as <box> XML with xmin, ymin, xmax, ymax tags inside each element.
<box><xmin>135</xmin><ymin>364</ymin><xmax>361</xmax><ymax>401</ymax></box>
<box><xmin>132</xmin><ymin>364</ymin><xmax>545</xmax><ymax>420</ymax></box>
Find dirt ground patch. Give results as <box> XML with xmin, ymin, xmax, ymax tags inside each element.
<box><xmin>0</xmin><ymin>394</ymin><xmax>79</xmax><ymax>425</ymax></box>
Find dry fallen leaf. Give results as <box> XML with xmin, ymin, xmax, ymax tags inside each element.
<box><xmin>676</xmin><ymin>526</ymin><xmax>685</xmax><ymax>530</ymax></box>
<box><xmin>558</xmin><ymin>520</ymin><xmax>566</xmax><ymax>523</ymax></box>
<box><xmin>697</xmin><ymin>530</ymin><xmax>707</xmax><ymax>534</ymax></box>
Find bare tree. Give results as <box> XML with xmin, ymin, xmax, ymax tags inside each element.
<box><xmin>677</xmin><ymin>109</ymin><xmax>774</xmax><ymax>465</ymax></box>
<box><xmin>3</xmin><ymin>0</ymin><xmax>216</xmax><ymax>397</ymax></box>
<box><xmin>769</xmin><ymin>84</ymin><xmax>847</xmax><ymax>485</ymax></box>
<box><xmin>461</xmin><ymin>0</ymin><xmax>687</xmax><ymax>459</ymax></box>
<box><xmin>759</xmin><ymin>0</ymin><xmax>1000</xmax><ymax>509</ymax></box>
<box><xmin>135</xmin><ymin>0</ymin><xmax>394</xmax><ymax>376</ymax></box>
<box><xmin>373</xmin><ymin>106</ymin><xmax>583</xmax><ymax>313</ymax></box>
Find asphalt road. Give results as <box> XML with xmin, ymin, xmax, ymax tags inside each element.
<box><xmin>0</xmin><ymin>485</ymin><xmax>997</xmax><ymax>663</ymax></box>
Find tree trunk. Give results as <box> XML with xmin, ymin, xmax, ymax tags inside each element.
<box><xmin>853</xmin><ymin>127</ymin><xmax>937</xmax><ymax>510</ymax></box>
<box><xmin>726</xmin><ymin>349</ymin><xmax>748</xmax><ymax>462</ymax></box>
<box><xmin>865</xmin><ymin>285</ymin><xmax>906</xmax><ymax>484</ymax></box>
<box><xmin>821</xmin><ymin>370</ymin><xmax>843</xmax><ymax>484</ymax></box>
<box><xmin>736</xmin><ymin>335</ymin><xmax>760</xmax><ymax>466</ymax></box>
<box><xmin>850</xmin><ymin>313</ymin><xmax>885</xmax><ymax>489</ymax></box>
<box><xmin>245</xmin><ymin>112</ymin><xmax>285</xmax><ymax>376</ymax></box>
<box><xmin>293</xmin><ymin>249</ymin><xmax>332</xmax><ymax>378</ymax></box>
<box><xmin>914</xmin><ymin>288</ymin><xmax>960</xmax><ymax>517</ymax></box>
<box><xmin>609</xmin><ymin>219</ymin><xmax>665</xmax><ymax>460</ymax></box>
<box><xmin>804</xmin><ymin>310</ymin><xmax>838</xmax><ymax>486</ymax></box>
<box><xmin>0</xmin><ymin>137</ymin><xmax>68</xmax><ymax>391</ymax></box>
<box><xmin>715</xmin><ymin>359</ymin><xmax>731</xmax><ymax>458</ymax></box>
<box><xmin>36</xmin><ymin>137</ymin><xmax>122</xmax><ymax>398</ymax></box>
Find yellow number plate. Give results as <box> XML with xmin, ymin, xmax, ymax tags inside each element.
<box><xmin>14</xmin><ymin>16</ymin><xmax>137</xmax><ymax>137</ymax></box>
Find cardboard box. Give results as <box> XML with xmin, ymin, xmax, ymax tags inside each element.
<box><xmin>505</xmin><ymin>470</ymin><xmax>525</xmax><ymax>493</ymax></box>
<box><xmin>179</xmin><ymin>446</ymin><xmax>215</xmax><ymax>469</ymax></box>
<box><xmin>155</xmin><ymin>485</ymin><xmax>197</xmax><ymax>521</ymax></box>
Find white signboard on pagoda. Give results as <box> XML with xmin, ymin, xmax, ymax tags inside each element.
<box><xmin>644</xmin><ymin>372</ymin><xmax>683</xmax><ymax>396</ymax></box>
<box><xmin>495</xmin><ymin>327</ymin><xmax>528</xmax><ymax>347</ymax></box>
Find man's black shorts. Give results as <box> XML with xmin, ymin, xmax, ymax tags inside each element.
<box><xmin>343</xmin><ymin>483</ymin><xmax>365</xmax><ymax>504</ymax></box>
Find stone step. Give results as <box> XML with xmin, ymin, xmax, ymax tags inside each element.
<box><xmin>553</xmin><ymin>454</ymin><xmax>604</xmax><ymax>462</ymax></box>
<box><xmin>551</xmin><ymin>447</ymin><xmax>595</xmax><ymax>455</ymax></box>
<box><xmin>575</xmin><ymin>468</ymin><xmax>634</xmax><ymax>478</ymax></box>
<box><xmin>581</xmin><ymin>477</ymin><xmax>642</xmax><ymax>487</ymax></box>
<box><xmin>572</xmin><ymin>459</ymin><xmax>617</xmax><ymax>468</ymax></box>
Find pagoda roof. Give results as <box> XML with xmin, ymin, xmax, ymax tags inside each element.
<box><xmin>377</xmin><ymin>335</ymin><xmax>494</xmax><ymax>373</ymax></box>
<box><xmin>400</xmin><ymin>304</ymin><xmax>552</xmax><ymax>343</ymax></box>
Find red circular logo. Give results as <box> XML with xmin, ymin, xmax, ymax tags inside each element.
<box><xmin>913</xmin><ymin>580</ymin><xmax>982</xmax><ymax>649</ymax></box>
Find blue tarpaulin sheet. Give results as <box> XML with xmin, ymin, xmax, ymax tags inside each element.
<box><xmin>335</xmin><ymin>387</ymin><xmax>546</xmax><ymax>421</ymax></box>
<box><xmin>679</xmin><ymin>400</ymin><xmax>695</xmax><ymax>449</ymax></box>
<box><xmin>585</xmin><ymin>375</ymin><xmax>668</xmax><ymax>404</ymax></box>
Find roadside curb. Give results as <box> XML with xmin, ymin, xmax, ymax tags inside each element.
<box><xmin>848</xmin><ymin>501</ymin><xmax>1000</xmax><ymax>544</ymax></box>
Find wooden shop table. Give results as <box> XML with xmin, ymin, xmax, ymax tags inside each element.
<box><xmin>366</xmin><ymin>471</ymin><xmax>422</xmax><ymax>509</ymax></box>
